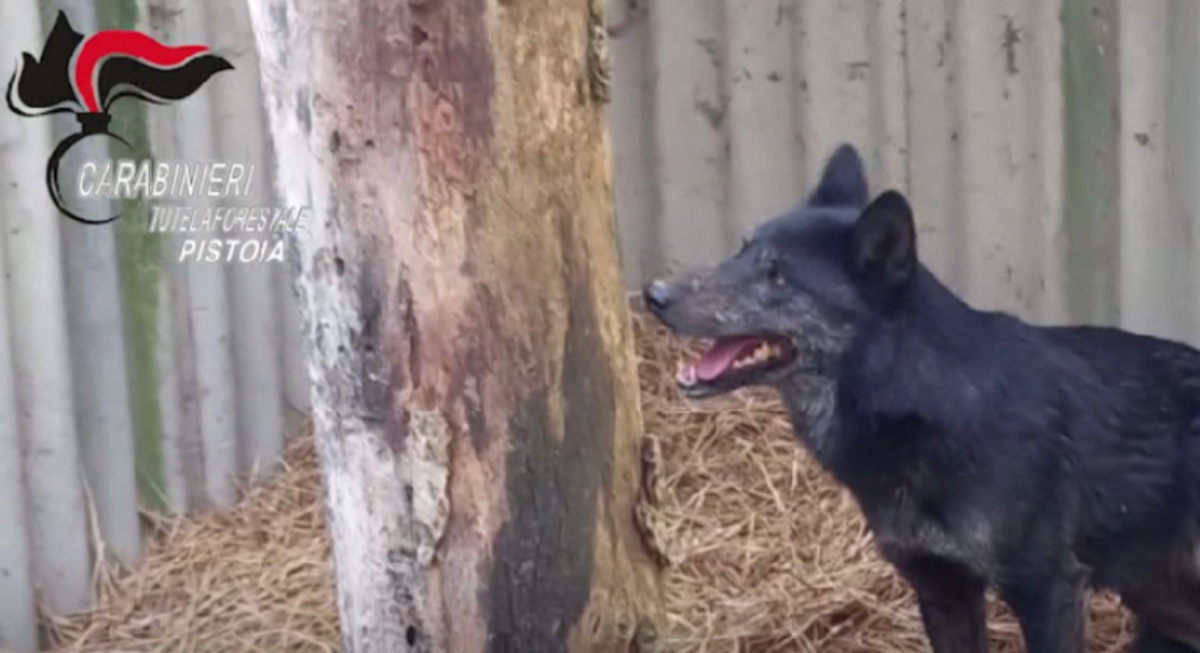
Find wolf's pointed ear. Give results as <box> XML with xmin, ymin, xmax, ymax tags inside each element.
<box><xmin>852</xmin><ymin>190</ymin><xmax>917</xmax><ymax>289</ymax></box>
<box><xmin>808</xmin><ymin>143</ymin><xmax>869</xmax><ymax>208</ymax></box>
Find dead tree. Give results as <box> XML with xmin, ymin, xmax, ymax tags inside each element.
<box><xmin>246</xmin><ymin>0</ymin><xmax>664</xmax><ymax>651</ymax></box>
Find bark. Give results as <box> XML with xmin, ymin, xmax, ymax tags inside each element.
<box><xmin>246</xmin><ymin>0</ymin><xmax>664</xmax><ymax>651</ymax></box>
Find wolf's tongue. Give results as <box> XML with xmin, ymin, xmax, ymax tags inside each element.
<box><xmin>695</xmin><ymin>337</ymin><xmax>761</xmax><ymax>381</ymax></box>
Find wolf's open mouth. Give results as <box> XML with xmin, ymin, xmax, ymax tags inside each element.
<box><xmin>677</xmin><ymin>335</ymin><xmax>797</xmax><ymax>396</ymax></box>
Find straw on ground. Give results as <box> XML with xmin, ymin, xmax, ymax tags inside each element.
<box><xmin>45</xmin><ymin>310</ymin><xmax>1136</xmax><ymax>653</ymax></box>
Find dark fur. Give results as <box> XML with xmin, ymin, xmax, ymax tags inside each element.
<box><xmin>644</xmin><ymin>144</ymin><xmax>1200</xmax><ymax>653</ymax></box>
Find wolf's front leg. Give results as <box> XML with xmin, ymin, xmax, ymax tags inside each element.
<box><xmin>901</xmin><ymin>558</ymin><xmax>989</xmax><ymax>653</ymax></box>
<box><xmin>1002</xmin><ymin>573</ymin><xmax>1086</xmax><ymax>653</ymax></box>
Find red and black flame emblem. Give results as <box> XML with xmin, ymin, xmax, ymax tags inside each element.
<box><xmin>6</xmin><ymin>11</ymin><xmax>233</xmax><ymax>224</ymax></box>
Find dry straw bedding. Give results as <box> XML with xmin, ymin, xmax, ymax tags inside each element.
<box><xmin>46</xmin><ymin>312</ymin><xmax>1136</xmax><ymax>653</ymax></box>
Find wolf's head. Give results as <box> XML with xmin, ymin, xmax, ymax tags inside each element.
<box><xmin>643</xmin><ymin>143</ymin><xmax>919</xmax><ymax>399</ymax></box>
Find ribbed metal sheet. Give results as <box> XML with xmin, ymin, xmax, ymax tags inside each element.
<box><xmin>610</xmin><ymin>0</ymin><xmax>1200</xmax><ymax>345</ymax></box>
<box><xmin>0</xmin><ymin>0</ymin><xmax>308</xmax><ymax>647</ymax></box>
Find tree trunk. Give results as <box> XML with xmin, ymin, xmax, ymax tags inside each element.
<box><xmin>246</xmin><ymin>0</ymin><xmax>664</xmax><ymax>651</ymax></box>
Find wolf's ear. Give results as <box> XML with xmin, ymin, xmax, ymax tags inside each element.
<box><xmin>808</xmin><ymin>143</ymin><xmax>868</xmax><ymax>208</ymax></box>
<box><xmin>852</xmin><ymin>190</ymin><xmax>917</xmax><ymax>289</ymax></box>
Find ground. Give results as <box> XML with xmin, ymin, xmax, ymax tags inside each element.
<box><xmin>45</xmin><ymin>308</ymin><xmax>1135</xmax><ymax>653</ymax></box>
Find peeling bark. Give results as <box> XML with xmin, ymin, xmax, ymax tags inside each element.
<box><xmin>246</xmin><ymin>0</ymin><xmax>663</xmax><ymax>651</ymax></box>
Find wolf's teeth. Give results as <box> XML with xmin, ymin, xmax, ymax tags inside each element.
<box><xmin>677</xmin><ymin>362</ymin><xmax>697</xmax><ymax>385</ymax></box>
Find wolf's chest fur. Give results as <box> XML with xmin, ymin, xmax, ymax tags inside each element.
<box><xmin>781</xmin><ymin>378</ymin><xmax>999</xmax><ymax>580</ymax></box>
<box><xmin>833</xmin><ymin>417</ymin><xmax>997</xmax><ymax>580</ymax></box>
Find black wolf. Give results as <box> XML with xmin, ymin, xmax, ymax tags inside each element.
<box><xmin>643</xmin><ymin>144</ymin><xmax>1200</xmax><ymax>653</ymax></box>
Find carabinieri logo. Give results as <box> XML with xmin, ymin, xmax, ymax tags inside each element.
<box><xmin>5</xmin><ymin>10</ymin><xmax>233</xmax><ymax>224</ymax></box>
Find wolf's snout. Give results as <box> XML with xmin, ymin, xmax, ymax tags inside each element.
<box><xmin>643</xmin><ymin>280</ymin><xmax>674</xmax><ymax>312</ymax></box>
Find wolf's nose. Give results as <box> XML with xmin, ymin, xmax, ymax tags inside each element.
<box><xmin>643</xmin><ymin>280</ymin><xmax>673</xmax><ymax>311</ymax></box>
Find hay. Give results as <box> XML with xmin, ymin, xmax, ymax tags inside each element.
<box><xmin>46</xmin><ymin>310</ymin><xmax>1137</xmax><ymax>653</ymax></box>
<box><xmin>45</xmin><ymin>430</ymin><xmax>338</xmax><ymax>653</ymax></box>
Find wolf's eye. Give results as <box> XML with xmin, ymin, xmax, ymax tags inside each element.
<box><xmin>767</xmin><ymin>261</ymin><xmax>786</xmax><ymax>285</ymax></box>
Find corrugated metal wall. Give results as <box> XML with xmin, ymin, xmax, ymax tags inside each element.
<box><xmin>0</xmin><ymin>0</ymin><xmax>308</xmax><ymax>649</ymax></box>
<box><xmin>610</xmin><ymin>0</ymin><xmax>1200</xmax><ymax>346</ymax></box>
